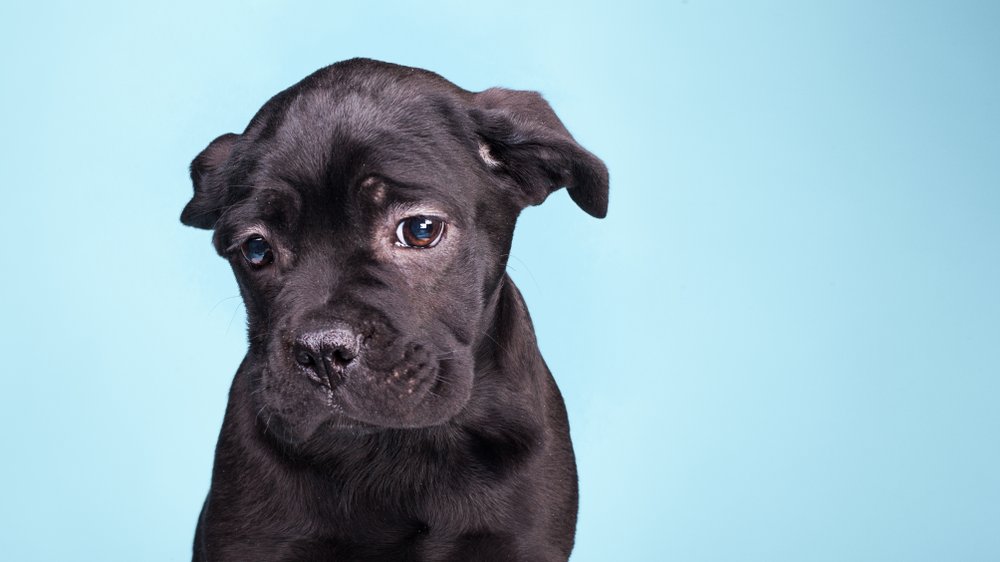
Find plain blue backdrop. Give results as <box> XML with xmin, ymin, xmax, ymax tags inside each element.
<box><xmin>2</xmin><ymin>1</ymin><xmax>998</xmax><ymax>560</ymax></box>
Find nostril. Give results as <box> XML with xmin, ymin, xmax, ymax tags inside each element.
<box><xmin>295</xmin><ymin>350</ymin><xmax>315</xmax><ymax>368</ymax></box>
<box><xmin>331</xmin><ymin>347</ymin><xmax>356</xmax><ymax>368</ymax></box>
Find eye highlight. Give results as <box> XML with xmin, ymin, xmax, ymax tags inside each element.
<box><xmin>395</xmin><ymin>216</ymin><xmax>446</xmax><ymax>249</ymax></box>
<box><xmin>240</xmin><ymin>235</ymin><xmax>274</xmax><ymax>267</ymax></box>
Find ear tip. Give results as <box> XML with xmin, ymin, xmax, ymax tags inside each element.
<box><xmin>569</xmin><ymin>160</ymin><xmax>609</xmax><ymax>218</ymax></box>
<box><xmin>180</xmin><ymin>201</ymin><xmax>217</xmax><ymax>229</ymax></box>
<box><xmin>185</xmin><ymin>132</ymin><xmax>238</xmax><ymax>230</ymax></box>
<box><xmin>568</xmin><ymin>185</ymin><xmax>609</xmax><ymax>218</ymax></box>
<box><xmin>586</xmin><ymin>199</ymin><xmax>609</xmax><ymax>219</ymax></box>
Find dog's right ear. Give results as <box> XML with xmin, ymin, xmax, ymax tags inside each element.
<box><xmin>470</xmin><ymin>88</ymin><xmax>609</xmax><ymax>218</ymax></box>
<box><xmin>181</xmin><ymin>133</ymin><xmax>239</xmax><ymax>229</ymax></box>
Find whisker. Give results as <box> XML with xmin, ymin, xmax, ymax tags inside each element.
<box><xmin>503</xmin><ymin>253</ymin><xmax>541</xmax><ymax>291</ymax></box>
<box><xmin>226</xmin><ymin>302</ymin><xmax>246</xmax><ymax>335</ymax></box>
<box><xmin>207</xmin><ymin>294</ymin><xmax>241</xmax><ymax>316</ymax></box>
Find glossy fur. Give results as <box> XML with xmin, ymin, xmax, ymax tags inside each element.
<box><xmin>182</xmin><ymin>58</ymin><xmax>608</xmax><ymax>561</ymax></box>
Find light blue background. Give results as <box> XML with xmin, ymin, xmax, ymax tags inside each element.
<box><xmin>2</xmin><ymin>1</ymin><xmax>998</xmax><ymax>560</ymax></box>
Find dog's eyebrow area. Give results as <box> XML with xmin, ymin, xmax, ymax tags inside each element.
<box><xmin>385</xmin><ymin>201</ymin><xmax>449</xmax><ymax>222</ymax></box>
<box><xmin>358</xmin><ymin>174</ymin><xmax>463</xmax><ymax>219</ymax></box>
<box><xmin>213</xmin><ymin>187</ymin><xmax>302</xmax><ymax>242</ymax></box>
<box><xmin>221</xmin><ymin>223</ymin><xmax>271</xmax><ymax>253</ymax></box>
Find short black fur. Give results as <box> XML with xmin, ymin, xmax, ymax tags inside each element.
<box><xmin>182</xmin><ymin>58</ymin><xmax>608</xmax><ymax>562</ymax></box>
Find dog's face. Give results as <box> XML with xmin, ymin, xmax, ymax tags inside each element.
<box><xmin>182</xmin><ymin>59</ymin><xmax>607</xmax><ymax>444</ymax></box>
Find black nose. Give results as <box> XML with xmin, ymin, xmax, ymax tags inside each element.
<box><xmin>293</xmin><ymin>327</ymin><xmax>360</xmax><ymax>386</ymax></box>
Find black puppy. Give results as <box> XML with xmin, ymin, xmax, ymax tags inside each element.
<box><xmin>182</xmin><ymin>58</ymin><xmax>608</xmax><ymax>562</ymax></box>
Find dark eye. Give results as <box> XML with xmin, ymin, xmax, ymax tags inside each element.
<box><xmin>240</xmin><ymin>235</ymin><xmax>274</xmax><ymax>267</ymax></box>
<box><xmin>396</xmin><ymin>216</ymin><xmax>446</xmax><ymax>249</ymax></box>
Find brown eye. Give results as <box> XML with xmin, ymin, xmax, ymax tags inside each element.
<box><xmin>240</xmin><ymin>235</ymin><xmax>274</xmax><ymax>267</ymax></box>
<box><xmin>396</xmin><ymin>216</ymin><xmax>446</xmax><ymax>248</ymax></box>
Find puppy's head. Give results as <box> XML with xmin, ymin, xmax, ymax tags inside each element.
<box><xmin>182</xmin><ymin>59</ymin><xmax>607</xmax><ymax>443</ymax></box>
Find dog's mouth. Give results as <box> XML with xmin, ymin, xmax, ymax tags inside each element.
<box><xmin>312</xmin><ymin>343</ymin><xmax>443</xmax><ymax>422</ymax></box>
<box><xmin>252</xmin><ymin>339</ymin><xmax>474</xmax><ymax>441</ymax></box>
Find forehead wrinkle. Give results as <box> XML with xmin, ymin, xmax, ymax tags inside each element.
<box><xmin>270</xmin><ymin>90</ymin><xmax>436</xmax><ymax>190</ymax></box>
<box><xmin>378</xmin><ymin>178</ymin><xmax>465</xmax><ymax>219</ymax></box>
<box><xmin>254</xmin><ymin>83</ymin><xmax>478</xmax><ymax>221</ymax></box>
<box><xmin>219</xmin><ymin>184</ymin><xmax>303</xmax><ymax>234</ymax></box>
<box><xmin>369</xmin><ymin>131</ymin><xmax>479</xmax><ymax>204</ymax></box>
<box><xmin>263</xmin><ymin>90</ymin><xmax>383</xmax><ymax>187</ymax></box>
<box><xmin>264</xmin><ymin>93</ymin><xmax>339</xmax><ymax>186</ymax></box>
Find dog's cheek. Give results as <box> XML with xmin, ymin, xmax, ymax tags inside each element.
<box><xmin>425</xmin><ymin>351</ymin><xmax>476</xmax><ymax>424</ymax></box>
<box><xmin>254</xmin><ymin>367</ymin><xmax>334</xmax><ymax>444</ymax></box>
<box><xmin>379</xmin><ymin>228</ymin><xmax>484</xmax><ymax>337</ymax></box>
<box><xmin>231</xmin><ymin>264</ymin><xmax>286</xmax><ymax>345</ymax></box>
<box><xmin>341</xmin><ymin>348</ymin><xmax>476</xmax><ymax>429</ymax></box>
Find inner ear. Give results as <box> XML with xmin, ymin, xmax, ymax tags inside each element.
<box><xmin>477</xmin><ymin>141</ymin><xmax>501</xmax><ymax>169</ymax></box>
<box><xmin>181</xmin><ymin>132</ymin><xmax>240</xmax><ymax>229</ymax></box>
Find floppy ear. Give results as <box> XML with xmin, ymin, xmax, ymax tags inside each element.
<box><xmin>470</xmin><ymin>88</ymin><xmax>609</xmax><ymax>218</ymax></box>
<box><xmin>181</xmin><ymin>133</ymin><xmax>239</xmax><ymax>229</ymax></box>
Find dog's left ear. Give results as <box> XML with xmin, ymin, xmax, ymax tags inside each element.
<box><xmin>470</xmin><ymin>88</ymin><xmax>609</xmax><ymax>218</ymax></box>
<box><xmin>181</xmin><ymin>133</ymin><xmax>239</xmax><ymax>229</ymax></box>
